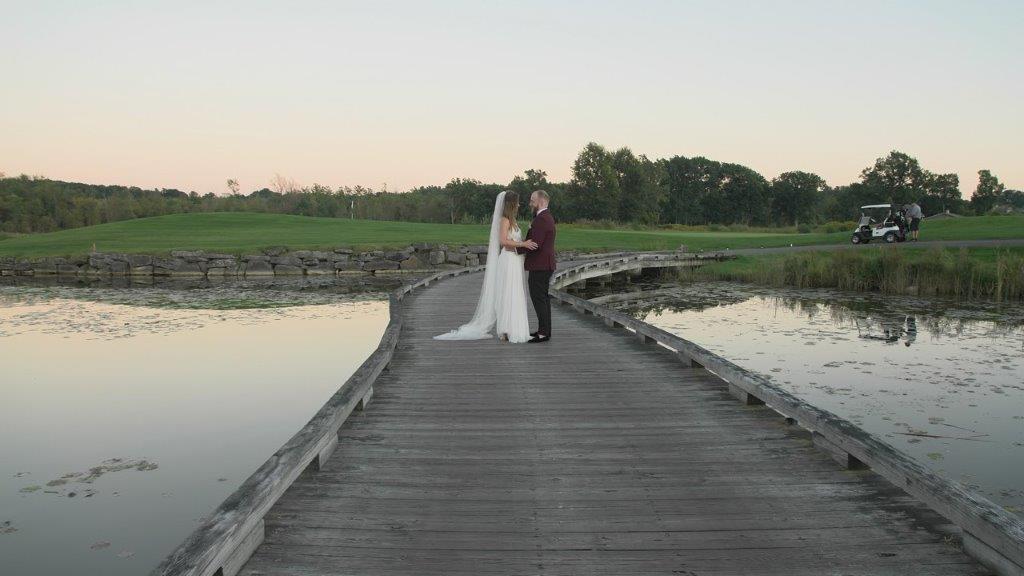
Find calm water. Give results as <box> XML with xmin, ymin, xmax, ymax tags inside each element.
<box><xmin>590</xmin><ymin>281</ymin><xmax>1024</xmax><ymax>517</ymax></box>
<box><xmin>0</xmin><ymin>277</ymin><xmax>404</xmax><ymax>575</ymax></box>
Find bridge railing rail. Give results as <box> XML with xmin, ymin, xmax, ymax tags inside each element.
<box><xmin>149</xmin><ymin>265</ymin><xmax>486</xmax><ymax>576</ymax></box>
<box><xmin>550</xmin><ymin>254</ymin><xmax>1024</xmax><ymax>576</ymax></box>
<box><xmin>150</xmin><ymin>251</ymin><xmax>1023</xmax><ymax>576</ymax></box>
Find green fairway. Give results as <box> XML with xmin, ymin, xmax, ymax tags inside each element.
<box><xmin>0</xmin><ymin>212</ymin><xmax>1021</xmax><ymax>258</ymax></box>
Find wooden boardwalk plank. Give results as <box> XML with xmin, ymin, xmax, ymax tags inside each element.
<box><xmin>238</xmin><ymin>271</ymin><xmax>990</xmax><ymax>576</ymax></box>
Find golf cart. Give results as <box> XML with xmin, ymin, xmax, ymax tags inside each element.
<box><xmin>851</xmin><ymin>204</ymin><xmax>907</xmax><ymax>244</ymax></box>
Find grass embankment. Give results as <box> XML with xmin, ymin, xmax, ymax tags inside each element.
<box><xmin>0</xmin><ymin>212</ymin><xmax>846</xmax><ymax>258</ymax></box>
<box><xmin>0</xmin><ymin>213</ymin><xmax>1021</xmax><ymax>259</ymax></box>
<box><xmin>683</xmin><ymin>247</ymin><xmax>1024</xmax><ymax>301</ymax></box>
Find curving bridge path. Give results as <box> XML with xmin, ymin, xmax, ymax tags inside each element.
<box><xmin>155</xmin><ymin>253</ymin><xmax>1023</xmax><ymax>576</ymax></box>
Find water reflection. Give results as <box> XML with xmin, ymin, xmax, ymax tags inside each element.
<box><xmin>583</xmin><ymin>280</ymin><xmax>1024</xmax><ymax>518</ymax></box>
<box><xmin>0</xmin><ymin>277</ymin><xmax>403</xmax><ymax>576</ymax></box>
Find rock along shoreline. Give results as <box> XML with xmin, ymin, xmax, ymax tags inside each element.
<box><xmin>0</xmin><ymin>244</ymin><xmax>612</xmax><ymax>278</ymax></box>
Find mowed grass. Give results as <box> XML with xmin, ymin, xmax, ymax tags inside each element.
<box><xmin>0</xmin><ymin>212</ymin><xmax>1021</xmax><ymax>258</ymax></box>
<box><xmin>0</xmin><ymin>212</ymin><xmax>838</xmax><ymax>257</ymax></box>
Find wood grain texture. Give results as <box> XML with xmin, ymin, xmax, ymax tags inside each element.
<box><xmin>236</xmin><ymin>267</ymin><xmax>992</xmax><ymax>576</ymax></box>
<box><xmin>150</xmin><ymin>266</ymin><xmax>485</xmax><ymax>576</ymax></box>
<box><xmin>549</xmin><ymin>257</ymin><xmax>1023</xmax><ymax>576</ymax></box>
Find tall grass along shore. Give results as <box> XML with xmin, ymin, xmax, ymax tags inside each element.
<box><xmin>679</xmin><ymin>247</ymin><xmax>1024</xmax><ymax>301</ymax></box>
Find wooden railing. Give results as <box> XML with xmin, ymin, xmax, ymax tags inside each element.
<box><xmin>551</xmin><ymin>251</ymin><xmax>725</xmax><ymax>289</ymax></box>
<box><xmin>151</xmin><ymin>252</ymin><xmax>1023</xmax><ymax>576</ymax></box>
<box><xmin>149</xmin><ymin>265</ymin><xmax>485</xmax><ymax>576</ymax></box>
<box><xmin>550</xmin><ymin>255</ymin><xmax>1024</xmax><ymax>576</ymax></box>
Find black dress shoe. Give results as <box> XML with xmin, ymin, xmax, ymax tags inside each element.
<box><xmin>528</xmin><ymin>335</ymin><xmax>550</xmax><ymax>343</ymax></box>
<box><xmin>530</xmin><ymin>331</ymin><xmax>540</xmax><ymax>338</ymax></box>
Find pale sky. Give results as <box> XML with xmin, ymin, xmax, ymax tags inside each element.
<box><xmin>2</xmin><ymin>0</ymin><xmax>1021</xmax><ymax>195</ymax></box>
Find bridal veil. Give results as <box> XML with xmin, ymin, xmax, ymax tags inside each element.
<box><xmin>433</xmin><ymin>191</ymin><xmax>507</xmax><ymax>340</ymax></box>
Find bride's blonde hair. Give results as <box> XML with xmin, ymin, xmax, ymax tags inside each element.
<box><xmin>501</xmin><ymin>192</ymin><xmax>519</xmax><ymax>229</ymax></box>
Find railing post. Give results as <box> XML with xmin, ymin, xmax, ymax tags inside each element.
<box><xmin>812</xmin><ymin>432</ymin><xmax>867</xmax><ymax>470</ymax></box>
<box><xmin>218</xmin><ymin>518</ymin><xmax>265</xmax><ymax>576</ymax></box>
<box><xmin>677</xmin><ymin>351</ymin><xmax>703</xmax><ymax>369</ymax></box>
<box><xmin>728</xmin><ymin>383</ymin><xmax>765</xmax><ymax>406</ymax></box>
<box><xmin>356</xmin><ymin>386</ymin><xmax>373</xmax><ymax>411</ymax></box>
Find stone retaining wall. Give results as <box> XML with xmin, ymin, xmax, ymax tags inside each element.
<box><xmin>0</xmin><ymin>244</ymin><xmax>604</xmax><ymax>278</ymax></box>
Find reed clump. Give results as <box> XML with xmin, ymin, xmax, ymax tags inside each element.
<box><xmin>683</xmin><ymin>248</ymin><xmax>1024</xmax><ymax>301</ymax></box>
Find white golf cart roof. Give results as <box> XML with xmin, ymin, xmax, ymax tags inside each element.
<box><xmin>861</xmin><ymin>204</ymin><xmax>893</xmax><ymax>209</ymax></box>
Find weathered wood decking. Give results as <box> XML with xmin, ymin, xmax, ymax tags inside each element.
<box><xmin>236</xmin><ymin>270</ymin><xmax>990</xmax><ymax>576</ymax></box>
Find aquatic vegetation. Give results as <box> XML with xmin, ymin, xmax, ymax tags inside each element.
<box><xmin>678</xmin><ymin>248</ymin><xmax>1024</xmax><ymax>301</ymax></box>
<box><xmin>0</xmin><ymin>274</ymin><xmax>405</xmax><ymax>310</ymax></box>
<box><xmin>581</xmin><ymin>280</ymin><xmax>1024</xmax><ymax>517</ymax></box>
<box><xmin>16</xmin><ymin>458</ymin><xmax>161</xmax><ymax>500</ymax></box>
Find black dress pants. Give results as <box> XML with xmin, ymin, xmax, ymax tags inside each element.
<box><xmin>528</xmin><ymin>270</ymin><xmax>553</xmax><ymax>336</ymax></box>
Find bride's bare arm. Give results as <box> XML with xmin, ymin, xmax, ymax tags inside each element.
<box><xmin>500</xmin><ymin>217</ymin><xmax>536</xmax><ymax>250</ymax></box>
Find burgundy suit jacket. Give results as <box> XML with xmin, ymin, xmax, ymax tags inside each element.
<box><xmin>516</xmin><ymin>209</ymin><xmax>556</xmax><ymax>271</ymax></box>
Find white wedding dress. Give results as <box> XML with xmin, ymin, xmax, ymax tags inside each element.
<box><xmin>434</xmin><ymin>191</ymin><xmax>530</xmax><ymax>344</ymax></box>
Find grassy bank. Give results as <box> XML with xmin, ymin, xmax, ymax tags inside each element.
<box><xmin>0</xmin><ymin>212</ymin><xmax>844</xmax><ymax>257</ymax></box>
<box><xmin>0</xmin><ymin>213</ymin><xmax>1021</xmax><ymax>258</ymax></box>
<box><xmin>681</xmin><ymin>247</ymin><xmax>1024</xmax><ymax>301</ymax></box>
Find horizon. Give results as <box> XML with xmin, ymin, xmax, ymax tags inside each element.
<box><xmin>2</xmin><ymin>1</ymin><xmax>1021</xmax><ymax>196</ymax></box>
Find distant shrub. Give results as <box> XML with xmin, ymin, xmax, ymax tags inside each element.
<box><xmin>816</xmin><ymin>221</ymin><xmax>855</xmax><ymax>234</ymax></box>
<box><xmin>572</xmin><ymin>218</ymin><xmax>621</xmax><ymax>229</ymax></box>
<box><xmin>797</xmin><ymin>223</ymin><xmax>813</xmax><ymax>234</ymax></box>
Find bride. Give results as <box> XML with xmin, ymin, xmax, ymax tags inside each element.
<box><xmin>434</xmin><ymin>191</ymin><xmax>537</xmax><ymax>343</ymax></box>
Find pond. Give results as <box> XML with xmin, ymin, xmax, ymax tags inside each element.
<box><xmin>0</xmin><ymin>275</ymin><xmax>410</xmax><ymax>576</ymax></box>
<box><xmin>581</xmin><ymin>278</ymin><xmax>1024</xmax><ymax>518</ymax></box>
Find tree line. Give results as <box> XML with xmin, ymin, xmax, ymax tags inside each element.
<box><xmin>1</xmin><ymin>146</ymin><xmax>1020</xmax><ymax>234</ymax></box>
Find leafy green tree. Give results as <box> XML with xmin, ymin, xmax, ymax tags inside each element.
<box><xmin>821</xmin><ymin>182</ymin><xmax>888</xmax><ymax>221</ymax></box>
<box><xmin>770</xmin><ymin>171</ymin><xmax>828</xmax><ymax>226</ymax></box>
<box><xmin>443</xmin><ymin>178</ymin><xmax>502</xmax><ymax>224</ymax></box>
<box><xmin>568</xmin><ymin>143</ymin><xmax>620</xmax><ymax>221</ymax></box>
<box><xmin>661</xmin><ymin>156</ymin><xmax>722</xmax><ymax>225</ymax></box>
<box><xmin>860</xmin><ymin>151</ymin><xmax>928</xmax><ymax>206</ymax></box>
<box><xmin>716</xmin><ymin>163</ymin><xmax>770</xmax><ymax>225</ymax></box>
<box><xmin>1001</xmin><ymin>190</ymin><xmax>1024</xmax><ymax>212</ymax></box>
<box><xmin>971</xmin><ymin>169</ymin><xmax>1005</xmax><ymax>214</ymax></box>
<box><xmin>921</xmin><ymin>172</ymin><xmax>963</xmax><ymax>215</ymax></box>
<box><xmin>612</xmin><ymin>148</ymin><xmax>663</xmax><ymax>225</ymax></box>
<box><xmin>509</xmin><ymin>169</ymin><xmax>551</xmax><ymax>220</ymax></box>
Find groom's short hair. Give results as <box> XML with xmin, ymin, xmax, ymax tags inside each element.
<box><xmin>532</xmin><ymin>190</ymin><xmax>549</xmax><ymax>202</ymax></box>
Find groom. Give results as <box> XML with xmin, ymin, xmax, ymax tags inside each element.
<box><xmin>517</xmin><ymin>190</ymin><xmax>556</xmax><ymax>343</ymax></box>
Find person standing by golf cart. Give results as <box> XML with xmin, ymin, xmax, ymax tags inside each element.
<box><xmin>906</xmin><ymin>201</ymin><xmax>923</xmax><ymax>241</ymax></box>
<box><xmin>851</xmin><ymin>204</ymin><xmax>908</xmax><ymax>244</ymax></box>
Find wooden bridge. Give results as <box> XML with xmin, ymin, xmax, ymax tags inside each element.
<box><xmin>152</xmin><ymin>253</ymin><xmax>1024</xmax><ymax>576</ymax></box>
